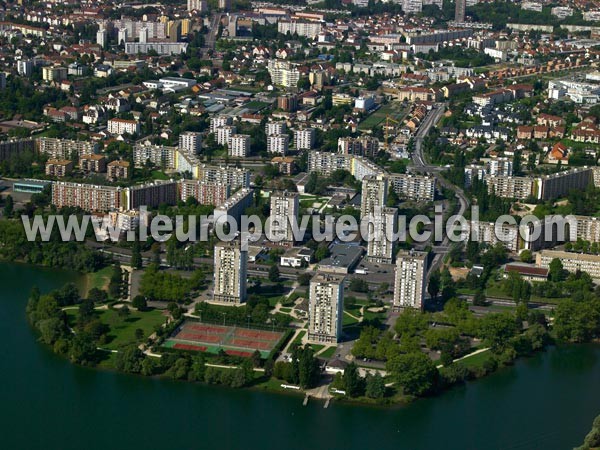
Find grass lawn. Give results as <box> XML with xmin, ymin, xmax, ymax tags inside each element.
<box><xmin>343</xmin><ymin>311</ymin><xmax>360</xmax><ymax>326</ymax></box>
<box><xmin>319</xmin><ymin>346</ymin><xmax>337</xmax><ymax>359</ymax></box>
<box><xmin>363</xmin><ymin>309</ymin><xmax>387</xmax><ymax>322</ymax></box>
<box><xmin>84</xmin><ymin>266</ymin><xmax>113</xmax><ymax>295</ymax></box>
<box><xmin>67</xmin><ymin>308</ymin><xmax>166</xmax><ymax>351</ymax></box>
<box><xmin>292</xmin><ymin>330</ymin><xmax>306</xmax><ymax>345</ymax></box>
<box><xmin>280</xmin><ymin>307</ymin><xmax>292</xmax><ymax>313</ymax></box>
<box><xmin>457</xmin><ymin>349</ymin><xmax>492</xmax><ymax>369</ymax></box>
<box><xmin>151</xmin><ymin>170</ymin><xmax>169</xmax><ymax>180</ymax></box>
<box><xmin>358</xmin><ymin>102</ymin><xmax>407</xmax><ymax>131</ymax></box>
<box><xmin>311</xmin><ymin>344</ymin><xmax>325</xmax><ymax>353</ymax></box>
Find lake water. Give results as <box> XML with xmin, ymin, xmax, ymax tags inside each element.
<box><xmin>2</xmin><ymin>262</ymin><xmax>599</xmax><ymax>450</ymax></box>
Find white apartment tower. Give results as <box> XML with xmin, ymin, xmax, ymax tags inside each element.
<box><xmin>96</xmin><ymin>28</ymin><xmax>108</xmax><ymax>49</ymax></box>
<box><xmin>179</xmin><ymin>131</ymin><xmax>202</xmax><ymax>155</ymax></box>
<box><xmin>267</xmin><ymin>134</ymin><xmax>289</xmax><ymax>155</ymax></box>
<box><xmin>367</xmin><ymin>207</ymin><xmax>398</xmax><ymax>264</ymax></box>
<box><xmin>211</xmin><ymin>115</ymin><xmax>232</xmax><ymax>133</ymax></box>
<box><xmin>266</xmin><ymin>121</ymin><xmax>287</xmax><ymax>136</ymax></box>
<box><xmin>213</xmin><ymin>240</ymin><xmax>248</xmax><ymax>304</ymax></box>
<box><xmin>295</xmin><ymin>128</ymin><xmax>316</xmax><ymax>150</ymax></box>
<box><xmin>308</xmin><ymin>272</ymin><xmax>345</xmax><ymax>344</ymax></box>
<box><xmin>268</xmin><ymin>191</ymin><xmax>299</xmax><ymax>245</ymax></box>
<box><xmin>229</xmin><ymin>134</ymin><xmax>251</xmax><ymax>157</ymax></box>
<box><xmin>361</xmin><ymin>174</ymin><xmax>388</xmax><ymax>217</ymax></box>
<box><xmin>393</xmin><ymin>250</ymin><xmax>428</xmax><ymax>310</ymax></box>
<box><xmin>216</xmin><ymin>125</ymin><xmax>236</xmax><ymax>146</ymax></box>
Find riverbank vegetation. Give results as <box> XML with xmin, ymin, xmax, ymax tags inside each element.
<box><xmin>576</xmin><ymin>414</ymin><xmax>600</xmax><ymax>450</ymax></box>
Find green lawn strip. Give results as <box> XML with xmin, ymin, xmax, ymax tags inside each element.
<box><xmin>292</xmin><ymin>330</ymin><xmax>306</xmax><ymax>345</ymax></box>
<box><xmin>455</xmin><ymin>349</ymin><xmax>492</xmax><ymax>369</ymax></box>
<box><xmin>318</xmin><ymin>346</ymin><xmax>337</xmax><ymax>359</ymax></box>
<box><xmin>310</xmin><ymin>344</ymin><xmax>325</xmax><ymax>353</ymax></box>
<box><xmin>343</xmin><ymin>310</ymin><xmax>360</xmax><ymax>325</ymax></box>
<box><xmin>151</xmin><ymin>170</ymin><xmax>169</xmax><ymax>180</ymax></box>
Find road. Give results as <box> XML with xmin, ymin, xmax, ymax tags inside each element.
<box><xmin>202</xmin><ymin>13</ymin><xmax>223</xmax><ymax>56</ymax></box>
<box><xmin>410</xmin><ymin>104</ymin><xmax>470</xmax><ymax>278</ymax></box>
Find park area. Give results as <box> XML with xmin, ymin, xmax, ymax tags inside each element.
<box><xmin>164</xmin><ymin>321</ymin><xmax>285</xmax><ymax>358</ymax></box>
<box><xmin>358</xmin><ymin>102</ymin><xmax>407</xmax><ymax>131</ymax></box>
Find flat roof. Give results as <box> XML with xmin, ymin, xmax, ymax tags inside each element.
<box><xmin>14</xmin><ymin>179</ymin><xmax>51</xmax><ymax>187</ymax></box>
<box><xmin>319</xmin><ymin>244</ymin><xmax>363</xmax><ymax>268</ymax></box>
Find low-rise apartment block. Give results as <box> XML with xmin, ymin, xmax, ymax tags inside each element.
<box><xmin>45</xmin><ymin>159</ymin><xmax>73</xmax><ymax>177</ymax></box>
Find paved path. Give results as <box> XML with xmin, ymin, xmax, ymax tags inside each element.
<box><xmin>436</xmin><ymin>347</ymin><xmax>490</xmax><ymax>369</ymax></box>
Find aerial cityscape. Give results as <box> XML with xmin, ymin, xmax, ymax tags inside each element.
<box><xmin>3</xmin><ymin>0</ymin><xmax>600</xmax><ymax>448</ymax></box>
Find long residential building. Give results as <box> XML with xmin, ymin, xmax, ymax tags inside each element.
<box><xmin>133</xmin><ymin>143</ymin><xmax>177</xmax><ymax>169</ymax></box>
<box><xmin>179</xmin><ymin>180</ymin><xmax>230</xmax><ymax>205</ymax></box>
<box><xmin>123</xmin><ymin>181</ymin><xmax>178</xmax><ymax>210</ymax></box>
<box><xmin>37</xmin><ymin>137</ymin><xmax>98</xmax><ymax>159</ymax></box>
<box><xmin>337</xmin><ymin>136</ymin><xmax>379</xmax><ymax>157</ymax></box>
<box><xmin>213</xmin><ymin>188</ymin><xmax>254</xmax><ymax>224</ymax></box>
<box><xmin>277</xmin><ymin>20</ymin><xmax>322</xmax><ymax>38</ymax></box>
<box><xmin>213</xmin><ymin>240</ymin><xmax>248</xmax><ymax>304</ymax></box>
<box><xmin>52</xmin><ymin>181</ymin><xmax>121</xmax><ymax>212</ymax></box>
<box><xmin>307</xmin><ymin>152</ymin><xmax>435</xmax><ymax>201</ymax></box>
<box><xmin>484</xmin><ymin>175</ymin><xmax>534</xmax><ymax>200</ymax></box>
<box><xmin>485</xmin><ymin>167</ymin><xmax>593</xmax><ymax>200</ymax></box>
<box><xmin>471</xmin><ymin>220</ymin><xmax>521</xmax><ymax>252</ymax></box>
<box><xmin>196</xmin><ymin>164</ymin><xmax>250</xmax><ymax>190</ymax></box>
<box><xmin>0</xmin><ymin>138</ymin><xmax>35</xmax><ymax>161</ymax></box>
<box><xmin>536</xmin><ymin>250</ymin><xmax>600</xmax><ymax>279</ymax></box>
<box><xmin>388</xmin><ymin>173</ymin><xmax>436</xmax><ymax>202</ymax></box>
<box><xmin>107</xmin><ymin>118</ymin><xmax>140</xmax><ymax>135</ymax></box>
<box><xmin>307</xmin><ymin>272</ymin><xmax>344</xmax><ymax>344</ymax></box>
<box><xmin>536</xmin><ymin>167</ymin><xmax>593</xmax><ymax>201</ymax></box>
<box><xmin>393</xmin><ymin>250</ymin><xmax>427</xmax><ymax>310</ymax></box>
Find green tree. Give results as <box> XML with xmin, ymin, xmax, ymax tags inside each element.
<box><xmin>386</xmin><ymin>352</ymin><xmax>438</xmax><ymax>396</ymax></box>
<box><xmin>132</xmin><ymin>295</ymin><xmax>147</xmax><ymax>311</ymax></box>
<box><xmin>478</xmin><ymin>313</ymin><xmax>518</xmax><ymax>352</ymax></box>
<box><xmin>394</xmin><ymin>308</ymin><xmax>428</xmax><ymax>337</ymax></box>
<box><xmin>268</xmin><ymin>265</ymin><xmax>280</xmax><ymax>282</ymax></box>
<box><xmin>428</xmin><ymin>270</ymin><xmax>441</xmax><ymax>300</ymax></box>
<box><xmin>520</xmin><ymin>250</ymin><xmax>533</xmax><ymax>263</ymax></box>
<box><xmin>549</xmin><ymin>258</ymin><xmax>566</xmax><ymax>282</ymax></box>
<box><xmin>343</xmin><ymin>362</ymin><xmax>363</xmax><ymax>397</ymax></box>
<box><xmin>131</xmin><ymin>239</ymin><xmax>142</xmax><ymax>269</ymax></box>
<box><xmin>118</xmin><ymin>305</ymin><xmax>131</xmax><ymax>320</ymax></box>
<box><xmin>473</xmin><ymin>289</ymin><xmax>486</xmax><ymax>306</ymax></box>
<box><xmin>365</xmin><ymin>372</ymin><xmax>385</xmax><ymax>399</ymax></box>
<box><xmin>3</xmin><ymin>194</ymin><xmax>14</xmax><ymax>217</ymax></box>
<box><xmin>115</xmin><ymin>345</ymin><xmax>144</xmax><ymax>373</ymax></box>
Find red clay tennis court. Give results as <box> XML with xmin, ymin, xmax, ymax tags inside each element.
<box><xmin>164</xmin><ymin>321</ymin><xmax>285</xmax><ymax>358</ymax></box>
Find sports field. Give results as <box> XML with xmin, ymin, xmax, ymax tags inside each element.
<box><xmin>164</xmin><ymin>321</ymin><xmax>285</xmax><ymax>358</ymax></box>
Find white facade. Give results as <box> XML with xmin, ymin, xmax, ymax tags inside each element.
<box><xmin>295</xmin><ymin>128</ymin><xmax>315</xmax><ymax>150</ymax></box>
<box><xmin>213</xmin><ymin>241</ymin><xmax>248</xmax><ymax>304</ymax></box>
<box><xmin>216</xmin><ymin>125</ymin><xmax>236</xmax><ymax>146</ymax></box>
<box><xmin>268</xmin><ymin>191</ymin><xmax>299</xmax><ymax>245</ymax></box>
<box><xmin>179</xmin><ymin>131</ymin><xmax>202</xmax><ymax>155</ymax></box>
<box><xmin>229</xmin><ymin>134</ymin><xmax>251</xmax><ymax>157</ymax></box>
<box><xmin>393</xmin><ymin>250</ymin><xmax>427</xmax><ymax>310</ymax></box>
<box><xmin>308</xmin><ymin>272</ymin><xmax>345</xmax><ymax>344</ymax></box>
<box><xmin>267</xmin><ymin>134</ymin><xmax>289</xmax><ymax>155</ymax></box>
<box><xmin>107</xmin><ymin>118</ymin><xmax>140</xmax><ymax>136</ymax></box>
